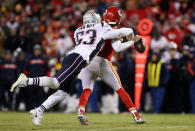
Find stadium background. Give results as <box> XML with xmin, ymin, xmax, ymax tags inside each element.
<box><xmin>0</xmin><ymin>0</ymin><xmax>195</xmax><ymax>114</ymax></box>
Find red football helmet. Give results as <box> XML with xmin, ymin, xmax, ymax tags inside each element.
<box><xmin>104</xmin><ymin>6</ymin><xmax>122</xmax><ymax>25</ymax></box>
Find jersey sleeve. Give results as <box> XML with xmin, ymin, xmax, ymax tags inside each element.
<box><xmin>111</xmin><ymin>39</ymin><xmax>134</xmax><ymax>52</ymax></box>
<box><xmin>102</xmin><ymin>26</ymin><xmax>134</xmax><ymax>40</ymax></box>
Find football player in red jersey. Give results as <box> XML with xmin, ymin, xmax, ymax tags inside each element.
<box><xmin>78</xmin><ymin>6</ymin><xmax>145</xmax><ymax>125</ymax></box>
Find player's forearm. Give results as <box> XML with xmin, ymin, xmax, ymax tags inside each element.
<box><xmin>103</xmin><ymin>28</ymin><xmax>134</xmax><ymax>40</ymax></box>
<box><xmin>112</xmin><ymin>39</ymin><xmax>134</xmax><ymax>52</ymax></box>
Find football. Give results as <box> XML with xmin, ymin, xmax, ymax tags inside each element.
<box><xmin>134</xmin><ymin>36</ymin><xmax>146</xmax><ymax>53</ymax></box>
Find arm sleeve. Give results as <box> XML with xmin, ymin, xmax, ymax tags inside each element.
<box><xmin>102</xmin><ymin>25</ymin><xmax>134</xmax><ymax>40</ymax></box>
<box><xmin>111</xmin><ymin>39</ymin><xmax>134</xmax><ymax>52</ymax></box>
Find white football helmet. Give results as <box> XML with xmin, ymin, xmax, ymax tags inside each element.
<box><xmin>83</xmin><ymin>10</ymin><xmax>101</xmax><ymax>25</ymax></box>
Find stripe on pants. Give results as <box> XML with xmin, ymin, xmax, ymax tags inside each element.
<box><xmin>57</xmin><ymin>56</ymin><xmax>83</xmax><ymax>84</ymax></box>
<box><xmin>107</xmin><ymin>61</ymin><xmax>123</xmax><ymax>88</ymax></box>
<box><xmin>57</xmin><ymin>55</ymin><xmax>81</xmax><ymax>80</ymax></box>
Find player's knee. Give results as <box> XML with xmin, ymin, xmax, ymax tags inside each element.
<box><xmin>50</xmin><ymin>78</ymin><xmax>60</xmax><ymax>89</ymax></box>
<box><xmin>81</xmin><ymin>80</ymin><xmax>94</xmax><ymax>91</ymax></box>
<box><xmin>83</xmin><ymin>86</ymin><xmax>93</xmax><ymax>91</ymax></box>
<box><xmin>54</xmin><ymin>90</ymin><xmax>68</xmax><ymax>100</ymax></box>
<box><xmin>113</xmin><ymin>86</ymin><xmax>121</xmax><ymax>91</ymax></box>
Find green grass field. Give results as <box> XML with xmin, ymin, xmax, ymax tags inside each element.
<box><xmin>0</xmin><ymin>112</ymin><xmax>195</xmax><ymax>131</ymax></box>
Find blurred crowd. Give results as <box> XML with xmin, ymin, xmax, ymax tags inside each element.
<box><xmin>0</xmin><ymin>0</ymin><xmax>195</xmax><ymax>113</ymax></box>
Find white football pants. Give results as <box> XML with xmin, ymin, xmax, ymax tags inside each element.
<box><xmin>78</xmin><ymin>56</ymin><xmax>122</xmax><ymax>91</ymax></box>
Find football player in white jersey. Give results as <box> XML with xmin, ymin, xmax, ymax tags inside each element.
<box><xmin>10</xmin><ymin>10</ymin><xmax>134</xmax><ymax>126</ymax></box>
<box><xmin>78</xmin><ymin>6</ymin><xmax>145</xmax><ymax>125</ymax></box>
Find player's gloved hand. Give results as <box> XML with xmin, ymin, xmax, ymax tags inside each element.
<box><xmin>133</xmin><ymin>35</ymin><xmax>146</xmax><ymax>53</ymax></box>
<box><xmin>133</xmin><ymin>35</ymin><xmax>143</xmax><ymax>43</ymax></box>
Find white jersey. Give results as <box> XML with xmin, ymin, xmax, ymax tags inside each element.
<box><xmin>69</xmin><ymin>23</ymin><xmax>110</xmax><ymax>62</ymax></box>
<box><xmin>69</xmin><ymin>22</ymin><xmax>134</xmax><ymax>62</ymax></box>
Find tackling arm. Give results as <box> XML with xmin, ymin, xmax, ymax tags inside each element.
<box><xmin>102</xmin><ymin>24</ymin><xmax>134</xmax><ymax>40</ymax></box>
<box><xmin>111</xmin><ymin>39</ymin><xmax>134</xmax><ymax>52</ymax></box>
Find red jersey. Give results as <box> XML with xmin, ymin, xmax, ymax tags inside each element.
<box><xmin>98</xmin><ymin>40</ymin><xmax>114</xmax><ymax>61</ymax></box>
